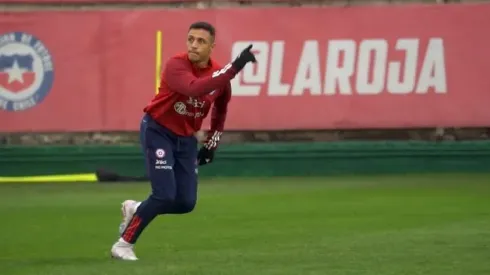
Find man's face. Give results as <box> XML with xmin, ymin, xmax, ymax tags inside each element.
<box><xmin>187</xmin><ymin>28</ymin><xmax>215</xmax><ymax>64</ymax></box>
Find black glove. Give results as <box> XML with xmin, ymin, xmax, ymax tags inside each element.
<box><xmin>232</xmin><ymin>44</ymin><xmax>257</xmax><ymax>72</ymax></box>
<box><xmin>197</xmin><ymin>146</ymin><xmax>215</xmax><ymax>166</ymax></box>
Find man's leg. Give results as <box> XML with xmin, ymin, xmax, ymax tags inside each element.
<box><xmin>111</xmin><ymin>124</ymin><xmax>177</xmax><ymax>260</ymax></box>
<box><xmin>167</xmin><ymin>136</ymin><xmax>199</xmax><ymax>214</ymax></box>
<box><xmin>117</xmin><ymin>114</ymin><xmax>151</xmax><ymax>234</ymax></box>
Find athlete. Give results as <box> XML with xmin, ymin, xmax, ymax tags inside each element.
<box><xmin>110</xmin><ymin>21</ymin><xmax>256</xmax><ymax>260</ymax></box>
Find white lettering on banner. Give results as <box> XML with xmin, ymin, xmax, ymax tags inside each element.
<box><xmin>356</xmin><ymin>39</ymin><xmax>388</xmax><ymax>95</ymax></box>
<box><xmin>292</xmin><ymin>40</ymin><xmax>322</xmax><ymax>96</ymax></box>
<box><xmin>0</xmin><ymin>98</ymin><xmax>7</xmax><ymax>110</ymax></box>
<box><xmin>13</xmin><ymin>98</ymin><xmax>36</xmax><ymax>111</ymax></box>
<box><xmin>325</xmin><ymin>40</ymin><xmax>355</xmax><ymax>95</ymax></box>
<box><xmin>416</xmin><ymin>38</ymin><xmax>447</xmax><ymax>94</ymax></box>
<box><xmin>268</xmin><ymin>41</ymin><xmax>290</xmax><ymax>96</ymax></box>
<box><xmin>231</xmin><ymin>41</ymin><xmax>268</xmax><ymax>96</ymax></box>
<box><xmin>387</xmin><ymin>39</ymin><xmax>418</xmax><ymax>94</ymax></box>
<box><xmin>231</xmin><ymin>38</ymin><xmax>447</xmax><ymax>96</ymax></box>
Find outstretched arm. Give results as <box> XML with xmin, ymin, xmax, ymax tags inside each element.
<box><xmin>165</xmin><ymin>58</ymin><xmax>236</xmax><ymax>97</ymax></box>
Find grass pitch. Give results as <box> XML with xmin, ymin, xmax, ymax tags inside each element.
<box><xmin>1</xmin><ymin>174</ymin><xmax>489</xmax><ymax>275</ymax></box>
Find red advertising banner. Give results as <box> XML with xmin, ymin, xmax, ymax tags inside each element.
<box><xmin>1</xmin><ymin>4</ymin><xmax>490</xmax><ymax>132</ymax></box>
<box><xmin>0</xmin><ymin>0</ymin><xmax>283</xmax><ymax>3</ymax></box>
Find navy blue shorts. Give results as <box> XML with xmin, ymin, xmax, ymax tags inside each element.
<box><xmin>139</xmin><ymin>113</ymin><xmax>198</xmax><ymax>213</ymax></box>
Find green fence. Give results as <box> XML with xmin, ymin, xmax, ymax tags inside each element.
<box><xmin>1</xmin><ymin>141</ymin><xmax>490</xmax><ymax>177</ymax></box>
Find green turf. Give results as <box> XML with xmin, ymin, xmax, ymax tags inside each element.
<box><xmin>1</xmin><ymin>174</ymin><xmax>490</xmax><ymax>275</ymax></box>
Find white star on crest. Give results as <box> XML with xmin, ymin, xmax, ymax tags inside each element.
<box><xmin>4</xmin><ymin>60</ymin><xmax>27</xmax><ymax>84</ymax></box>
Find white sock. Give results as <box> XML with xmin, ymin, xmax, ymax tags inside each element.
<box><xmin>118</xmin><ymin>238</ymin><xmax>132</xmax><ymax>245</ymax></box>
<box><xmin>135</xmin><ymin>202</ymin><xmax>142</xmax><ymax>210</ymax></box>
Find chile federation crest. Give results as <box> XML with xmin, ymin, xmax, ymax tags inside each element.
<box><xmin>0</xmin><ymin>32</ymin><xmax>54</xmax><ymax>112</ymax></box>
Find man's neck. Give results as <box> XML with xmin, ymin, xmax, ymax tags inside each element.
<box><xmin>195</xmin><ymin>58</ymin><xmax>210</xmax><ymax>69</ymax></box>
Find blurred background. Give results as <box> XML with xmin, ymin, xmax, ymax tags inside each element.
<box><xmin>1</xmin><ymin>0</ymin><xmax>490</xmax><ymax>178</ymax></box>
<box><xmin>1</xmin><ymin>2</ymin><xmax>490</xmax><ymax>275</ymax></box>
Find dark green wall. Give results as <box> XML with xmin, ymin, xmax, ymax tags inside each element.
<box><xmin>1</xmin><ymin>141</ymin><xmax>490</xmax><ymax>177</ymax></box>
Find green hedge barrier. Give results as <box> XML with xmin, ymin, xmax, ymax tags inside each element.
<box><xmin>1</xmin><ymin>141</ymin><xmax>490</xmax><ymax>177</ymax></box>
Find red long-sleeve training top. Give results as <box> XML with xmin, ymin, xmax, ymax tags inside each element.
<box><xmin>143</xmin><ymin>53</ymin><xmax>236</xmax><ymax>148</ymax></box>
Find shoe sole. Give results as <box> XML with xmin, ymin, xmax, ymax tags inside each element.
<box><xmin>111</xmin><ymin>253</ymin><xmax>138</xmax><ymax>261</ymax></box>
